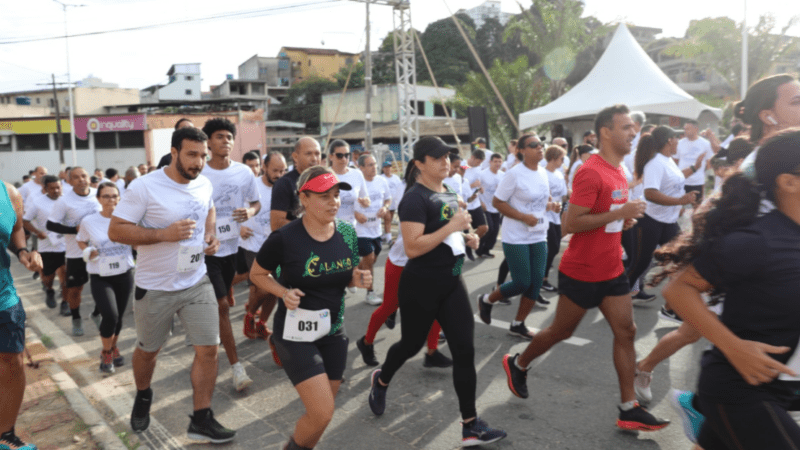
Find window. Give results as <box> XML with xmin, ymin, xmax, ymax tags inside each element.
<box><xmin>185</xmin><ymin>75</ymin><xmax>193</xmax><ymax>81</ymax></box>
<box><xmin>0</xmin><ymin>136</ymin><xmax>10</xmax><ymax>152</ymax></box>
<box><xmin>49</xmin><ymin>99</ymin><xmax>54</xmax><ymax>107</ymax></box>
<box><xmin>118</xmin><ymin>131</ymin><xmax>144</xmax><ymax>148</ymax></box>
<box><xmin>35</xmin><ymin>98</ymin><xmax>41</xmax><ymax>104</ymax></box>
<box><xmin>308</xmin><ymin>60</ymin><xmax>312</xmax><ymax>66</ymax></box>
<box><xmin>16</xmin><ymin>134</ymin><xmax>50</xmax><ymax>151</ymax></box>
<box><xmin>185</xmin><ymin>89</ymin><xmax>193</xmax><ymax>95</ymax></box>
<box><xmin>60</xmin><ymin>133</ymin><xmax>89</xmax><ymax>150</ymax></box>
<box><xmin>94</xmin><ymin>132</ymin><xmax>117</xmax><ymax>149</ymax></box>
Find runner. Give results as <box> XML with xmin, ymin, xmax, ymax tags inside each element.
<box><xmin>477</xmin><ymin>134</ymin><xmax>557</xmax><ymax>338</ymax></box>
<box><xmin>108</xmin><ymin>126</ymin><xmax>235</xmax><ymax>443</ymax></box>
<box><xmin>22</xmin><ymin>175</ymin><xmax>66</xmax><ymax>310</ymax></box>
<box><xmin>249</xmin><ymin>166</ymin><xmax>372</xmax><ymax>450</ymax></box>
<box><xmin>462</xmin><ymin>150</ymin><xmax>488</xmax><ymax>261</ymax></box>
<box><xmin>476</xmin><ymin>154</ymin><xmax>504</xmax><ymax>258</ymax></box>
<box><xmin>380</xmin><ymin>161</ymin><xmax>402</xmax><ymax>244</ymax></box>
<box><xmin>200</xmin><ymin>118</ymin><xmax>260</xmax><ymax>392</ymax></box>
<box><xmin>541</xmin><ymin>145</ymin><xmax>568</xmax><ymax>292</ymax></box>
<box><xmin>242</xmin><ymin>151</ymin><xmax>287</xmax><ymax>341</ymax></box>
<box><xmin>368</xmin><ymin>137</ymin><xmax>506</xmax><ymax>447</ymax></box>
<box><xmin>231</xmin><ymin>151</ymin><xmax>261</xmax><ymax>289</ymax></box>
<box><xmin>46</xmin><ymin>167</ymin><xmax>101</xmax><ymax>336</ymax></box>
<box><xmin>76</xmin><ymin>182</ymin><xmax>134</xmax><ymax>374</ymax></box>
<box><xmin>0</xmin><ymin>179</ymin><xmax>43</xmax><ymax>450</ymax></box>
<box><xmin>500</xmin><ymin>105</ymin><xmax>669</xmax><ymax>431</ymax></box>
<box><xmin>661</xmin><ymin>130</ymin><xmax>800</xmax><ymax>449</ymax></box>
<box><xmin>354</xmin><ymin>154</ymin><xmax>391</xmax><ymax>306</ymax></box>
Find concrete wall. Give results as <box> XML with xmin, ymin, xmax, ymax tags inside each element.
<box><xmin>1</xmin><ymin>87</ymin><xmax>139</xmax><ymax>116</ymax></box>
<box><xmin>0</xmin><ymin>104</ymin><xmax>51</xmax><ymax>118</ymax></box>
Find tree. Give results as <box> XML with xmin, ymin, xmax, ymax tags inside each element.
<box><xmin>417</xmin><ymin>14</ymin><xmax>479</xmax><ymax>86</ymax></box>
<box><xmin>333</xmin><ymin>33</ymin><xmax>397</xmax><ymax>90</ymax></box>
<box><xmin>271</xmin><ymin>77</ymin><xmax>338</xmax><ymax>133</ymax></box>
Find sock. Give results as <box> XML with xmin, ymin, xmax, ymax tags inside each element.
<box><xmin>514</xmin><ymin>356</ymin><xmax>528</xmax><ymax>371</ymax></box>
<box><xmin>92</xmin><ymin>306</ymin><xmax>100</xmax><ymax>316</ymax></box>
<box><xmin>47</xmin><ymin>288</ymin><xmax>55</xmax><ymax>294</ymax></box>
<box><xmin>619</xmin><ymin>400</ymin><xmax>636</xmax><ymax>411</ymax></box>
<box><xmin>136</xmin><ymin>387</ymin><xmax>152</xmax><ymax>400</ymax></box>
<box><xmin>461</xmin><ymin>419</ymin><xmax>476</xmax><ymax>429</ymax></box>
<box><xmin>232</xmin><ymin>362</ymin><xmax>242</xmax><ymax>371</ymax></box>
<box><xmin>192</xmin><ymin>407</ymin><xmax>211</xmax><ymax>423</ymax></box>
<box><xmin>71</xmin><ymin>308</ymin><xmax>81</xmax><ymax>319</ymax></box>
<box><xmin>511</xmin><ymin>320</ymin><xmax>522</xmax><ymax>327</ymax></box>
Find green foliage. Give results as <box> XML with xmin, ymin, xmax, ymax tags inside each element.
<box><xmin>271</xmin><ymin>77</ymin><xmax>338</xmax><ymax>133</ymax></box>
<box><xmin>417</xmin><ymin>14</ymin><xmax>479</xmax><ymax>86</ymax></box>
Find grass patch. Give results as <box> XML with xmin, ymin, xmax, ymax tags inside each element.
<box><xmin>117</xmin><ymin>431</ymin><xmax>140</xmax><ymax>450</ymax></box>
<box><xmin>40</xmin><ymin>334</ymin><xmax>54</xmax><ymax>348</ymax></box>
<box><xmin>72</xmin><ymin>418</ymin><xmax>89</xmax><ymax>434</ymax></box>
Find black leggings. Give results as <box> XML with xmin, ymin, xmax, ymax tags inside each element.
<box><xmin>698</xmin><ymin>397</ymin><xmax>800</xmax><ymax>450</ymax></box>
<box><xmin>627</xmin><ymin>214</ymin><xmax>680</xmax><ymax>288</ymax></box>
<box><xmin>379</xmin><ymin>270</ymin><xmax>476</xmax><ymax>420</ymax></box>
<box><xmin>497</xmin><ymin>259</ymin><xmax>509</xmax><ymax>286</ymax></box>
<box><xmin>621</xmin><ymin>223</ymin><xmax>637</xmax><ymax>273</ymax></box>
<box><xmin>544</xmin><ymin>222</ymin><xmax>562</xmax><ymax>279</ymax></box>
<box><xmin>478</xmin><ymin>212</ymin><xmax>501</xmax><ymax>255</ymax></box>
<box><xmin>90</xmin><ymin>270</ymin><xmax>134</xmax><ymax>338</ymax></box>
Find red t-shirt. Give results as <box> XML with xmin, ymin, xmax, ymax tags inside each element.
<box><xmin>559</xmin><ymin>154</ymin><xmax>628</xmax><ymax>282</ymax></box>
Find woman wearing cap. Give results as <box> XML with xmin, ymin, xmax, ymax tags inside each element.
<box><xmin>249</xmin><ymin>166</ymin><xmax>372</xmax><ymax>450</ymax></box>
<box><xmin>658</xmin><ymin>129</ymin><xmax>800</xmax><ymax>449</ymax></box>
<box><xmin>367</xmin><ymin>137</ymin><xmax>506</xmax><ymax>447</ymax></box>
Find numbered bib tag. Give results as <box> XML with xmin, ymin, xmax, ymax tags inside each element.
<box><xmin>528</xmin><ymin>217</ymin><xmax>548</xmax><ymax>233</ymax></box>
<box><xmin>99</xmin><ymin>254</ymin><xmax>127</xmax><ymax>277</ymax></box>
<box><xmin>443</xmin><ymin>231</ymin><xmax>466</xmax><ymax>256</ymax></box>
<box><xmin>177</xmin><ymin>245</ymin><xmax>204</xmax><ymax>273</ymax></box>
<box><xmin>283</xmin><ymin>308</ymin><xmax>331</xmax><ymax>342</ymax></box>
<box><xmin>48</xmin><ymin>232</ymin><xmax>65</xmax><ymax>246</ymax></box>
<box><xmin>216</xmin><ymin>216</ymin><xmax>239</xmax><ymax>241</ymax></box>
<box><xmin>605</xmin><ymin>204</ymin><xmax>624</xmax><ymax>233</ymax></box>
<box><xmin>779</xmin><ymin>337</ymin><xmax>800</xmax><ymax>381</ymax></box>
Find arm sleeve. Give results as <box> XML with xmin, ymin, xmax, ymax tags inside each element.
<box><xmin>397</xmin><ymin>191</ymin><xmax>427</xmax><ymax>224</ymax></box>
<box><xmin>255</xmin><ymin>229</ymin><xmax>284</xmax><ymax>272</ymax></box>
<box><xmin>271</xmin><ymin>178</ymin><xmax>292</xmax><ymax>212</ymax></box>
<box><xmin>692</xmin><ymin>230</ymin><xmax>766</xmax><ymax>291</ymax></box>
<box><xmin>642</xmin><ymin>159</ymin><xmax>664</xmax><ymax>191</ymax></box>
<box><xmin>569</xmin><ymin>167</ymin><xmax>601</xmax><ymax>209</ymax></box>
<box><xmin>46</xmin><ymin>221</ymin><xmax>77</xmax><ymax>234</ymax></box>
<box><xmin>112</xmin><ymin>179</ymin><xmax>147</xmax><ymax>224</ymax></box>
<box><xmin>493</xmin><ymin>170</ymin><xmax>517</xmax><ymax>203</ymax></box>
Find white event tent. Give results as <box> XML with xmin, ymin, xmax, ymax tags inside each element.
<box><xmin>518</xmin><ymin>23</ymin><xmax>722</xmax><ymax>131</ymax></box>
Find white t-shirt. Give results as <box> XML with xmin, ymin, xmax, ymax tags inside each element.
<box><xmin>676</xmin><ymin>136</ymin><xmax>713</xmax><ymax>186</ymax></box>
<box><xmin>334</xmin><ymin>168</ymin><xmax>369</xmax><ymax>227</ymax></box>
<box><xmin>61</xmin><ymin>181</ymin><xmax>73</xmax><ymax>195</ymax></box>
<box><xmin>23</xmin><ymin>194</ymin><xmax>65</xmax><ymax>253</ymax></box>
<box><xmin>382</xmin><ymin>173</ymin><xmax>403</xmax><ymax>210</ymax></box>
<box><xmin>545</xmin><ymin>169</ymin><xmax>567</xmax><ymax>225</ymax></box>
<box><xmin>201</xmin><ymin>161</ymin><xmax>260</xmax><ymax>257</ymax></box>
<box><xmin>18</xmin><ymin>180</ymin><xmax>36</xmax><ymax>206</ymax></box>
<box><xmin>115</xmin><ymin>178</ymin><xmax>126</xmax><ymax>196</ymax></box>
<box><xmin>239</xmin><ymin>178</ymin><xmax>273</xmax><ymax>254</ymax></box>
<box><xmin>503</xmin><ymin>153</ymin><xmax>517</xmax><ymax>171</ymax></box>
<box><xmin>479</xmin><ymin>169</ymin><xmax>504</xmax><ymax>213</ymax></box>
<box><xmin>355</xmin><ymin>176</ymin><xmax>391</xmax><ymax>239</ymax></box>
<box><xmin>494</xmin><ymin>164</ymin><xmax>549</xmax><ymax>245</ymax></box>
<box><xmin>463</xmin><ymin>167</ymin><xmax>482</xmax><ymax>210</ymax></box>
<box><xmin>568</xmin><ymin>160</ymin><xmax>583</xmax><ymax>191</ymax></box>
<box><xmin>387</xmin><ymin>227</ymin><xmax>408</xmax><ymax>267</ymax></box>
<box><xmin>643</xmin><ymin>153</ymin><xmax>686</xmax><ymax>223</ymax></box>
<box><xmin>48</xmin><ymin>188</ymin><xmax>101</xmax><ymax>259</ymax></box>
<box><xmin>113</xmin><ymin>170</ymin><xmax>214</xmax><ymax>291</ymax></box>
<box><xmin>621</xmin><ymin>163</ymin><xmax>644</xmax><ymax>201</ymax></box>
<box><xmin>77</xmin><ymin>213</ymin><xmax>134</xmax><ymax>276</ymax></box>
<box><xmin>479</xmin><ymin>149</ymin><xmax>493</xmax><ymax>169</ymax></box>
<box><xmin>624</xmin><ymin>131</ymin><xmax>642</xmax><ymax>178</ymax></box>
<box><xmin>443</xmin><ymin>174</ymin><xmax>463</xmax><ymax>198</ymax></box>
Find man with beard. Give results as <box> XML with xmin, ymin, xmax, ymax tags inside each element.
<box><xmin>23</xmin><ymin>175</ymin><xmax>66</xmax><ymax>310</ymax></box>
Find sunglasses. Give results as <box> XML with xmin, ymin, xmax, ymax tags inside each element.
<box><xmin>333</xmin><ymin>152</ymin><xmax>350</xmax><ymax>159</ymax></box>
<box><xmin>526</xmin><ymin>141</ymin><xmax>543</xmax><ymax>149</ymax></box>
<box><xmin>99</xmin><ymin>195</ymin><xmax>119</xmax><ymax>200</ymax></box>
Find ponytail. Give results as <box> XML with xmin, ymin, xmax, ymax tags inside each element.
<box><xmin>634</xmin><ymin>126</ymin><xmax>675</xmax><ymax>179</ymax></box>
<box><xmin>403</xmin><ymin>160</ymin><xmax>420</xmax><ymax>194</ymax></box>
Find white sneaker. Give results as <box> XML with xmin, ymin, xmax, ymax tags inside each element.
<box><xmin>347</xmin><ymin>286</ymin><xmax>358</xmax><ymax>294</ymax></box>
<box><xmin>365</xmin><ymin>291</ymin><xmax>382</xmax><ymax>306</ymax></box>
<box><xmin>634</xmin><ymin>368</ymin><xmax>653</xmax><ymax>404</ymax></box>
<box><xmin>232</xmin><ymin>363</ymin><xmax>253</xmax><ymax>392</ymax></box>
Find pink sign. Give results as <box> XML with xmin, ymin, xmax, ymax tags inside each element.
<box><xmin>74</xmin><ymin>114</ymin><xmax>146</xmax><ymax>140</ymax></box>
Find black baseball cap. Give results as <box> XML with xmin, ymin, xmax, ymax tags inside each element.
<box><xmin>413</xmin><ymin>137</ymin><xmax>456</xmax><ymax>161</ymax></box>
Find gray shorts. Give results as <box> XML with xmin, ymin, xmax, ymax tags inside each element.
<box><xmin>133</xmin><ymin>276</ymin><xmax>220</xmax><ymax>352</ymax></box>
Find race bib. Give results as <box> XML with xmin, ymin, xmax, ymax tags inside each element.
<box><xmin>528</xmin><ymin>217</ymin><xmax>548</xmax><ymax>233</ymax></box>
<box><xmin>779</xmin><ymin>338</ymin><xmax>800</xmax><ymax>381</ymax></box>
<box><xmin>283</xmin><ymin>308</ymin><xmax>331</xmax><ymax>342</ymax></box>
<box><xmin>216</xmin><ymin>216</ymin><xmax>239</xmax><ymax>241</ymax></box>
<box><xmin>48</xmin><ymin>232</ymin><xmax>65</xmax><ymax>246</ymax></box>
<box><xmin>99</xmin><ymin>254</ymin><xmax>127</xmax><ymax>277</ymax></box>
<box><xmin>443</xmin><ymin>231</ymin><xmax>466</xmax><ymax>256</ymax></box>
<box><xmin>177</xmin><ymin>245</ymin><xmax>204</xmax><ymax>273</ymax></box>
<box><xmin>605</xmin><ymin>204</ymin><xmax>624</xmax><ymax>233</ymax></box>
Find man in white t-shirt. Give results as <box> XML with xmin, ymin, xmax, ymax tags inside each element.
<box><xmin>463</xmin><ymin>150</ymin><xmax>488</xmax><ymax>260</ymax></box>
<box><xmin>354</xmin><ymin>154</ymin><xmax>391</xmax><ymax>305</ymax></box>
<box><xmin>477</xmin><ymin>154</ymin><xmax>504</xmax><ymax>258</ymax></box>
<box><xmin>19</xmin><ymin>166</ymin><xmax>48</xmax><ymax>206</ymax></box>
<box><xmin>108</xmin><ymin>126</ymin><xmax>236</xmax><ymax>443</ymax></box>
<box><xmin>443</xmin><ymin>153</ymin><xmax>464</xmax><ymax>198</ymax></box>
<box><xmin>242</xmin><ymin>151</ymin><xmax>286</xmax><ymax>341</ymax></box>
<box><xmin>22</xmin><ymin>175</ymin><xmax>65</xmax><ymax>310</ymax></box>
<box><xmin>475</xmin><ymin>137</ymin><xmax>494</xmax><ymax>170</ymax></box>
<box><xmin>623</xmin><ymin>111</ymin><xmax>646</xmax><ymax>176</ymax></box>
<box><xmin>200</xmin><ymin>118</ymin><xmax>260</xmax><ymax>393</ymax></box>
<box><xmin>675</xmin><ymin>120</ymin><xmax>715</xmax><ymax>204</ymax></box>
<box><xmin>380</xmin><ymin>161</ymin><xmax>402</xmax><ymax>244</ymax></box>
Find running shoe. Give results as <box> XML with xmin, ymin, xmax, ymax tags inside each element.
<box><xmin>45</xmin><ymin>289</ymin><xmax>57</xmax><ymax>309</ymax></box>
<box><xmin>669</xmin><ymin>389</ymin><xmax>704</xmax><ymax>443</ymax></box>
<box><xmin>461</xmin><ymin>417</ymin><xmax>507</xmax><ymax>447</ymax></box>
<box><xmin>631</xmin><ymin>290</ymin><xmax>657</xmax><ymax>305</ymax></box>
<box><xmin>357</xmin><ymin>336</ymin><xmax>380</xmax><ymax>366</ymax></box>
<box><xmin>423</xmin><ymin>350</ymin><xmax>453</xmax><ymax>368</ymax></box>
<box><xmin>502</xmin><ymin>353</ymin><xmax>529</xmax><ymax>399</ymax></box>
<box><xmin>130</xmin><ymin>389</ymin><xmax>152</xmax><ymax>432</ymax></box>
<box><xmin>368</xmin><ymin>369</ymin><xmax>387</xmax><ymax>416</ymax></box>
<box><xmin>385</xmin><ymin>311</ymin><xmax>397</xmax><ymax>330</ymax></box>
<box><xmin>72</xmin><ymin>318</ymin><xmax>84</xmax><ymax>336</ymax></box>
<box><xmin>478</xmin><ymin>251</ymin><xmax>496</xmax><ymax>259</ymax></box>
<box><xmin>616</xmin><ymin>402</ymin><xmax>670</xmax><ymax>431</ymax></box>
<box><xmin>365</xmin><ymin>290</ymin><xmax>382</xmax><ymax>306</ymax></box>
<box><xmin>232</xmin><ymin>364</ymin><xmax>253</xmax><ymax>392</ymax></box>
<box><xmin>255</xmin><ymin>321</ymin><xmax>271</xmax><ymax>340</ymax></box>
<box><xmin>32</xmin><ymin>271</ymin><xmax>39</xmax><ymax>280</ymax></box>
<box><xmin>243</xmin><ymin>312</ymin><xmax>257</xmax><ymax>339</ymax></box>
<box><xmin>187</xmin><ymin>409</ymin><xmax>236</xmax><ymax>444</ymax></box>
<box><xmin>99</xmin><ymin>350</ymin><xmax>115</xmax><ymax>374</ymax></box>
<box><xmin>112</xmin><ymin>346</ymin><xmax>124</xmax><ymax>366</ymax></box>
<box><xmin>438</xmin><ymin>331</ymin><xmax>446</xmax><ymax>344</ymax></box>
<box><xmin>634</xmin><ymin>368</ymin><xmax>653</xmax><ymax>404</ymax></box>
<box><xmin>477</xmin><ymin>294</ymin><xmax>493</xmax><ymax>324</ymax></box>
<box><xmin>0</xmin><ymin>429</ymin><xmax>37</xmax><ymax>450</ymax></box>
<box><xmin>91</xmin><ymin>313</ymin><xmax>102</xmax><ymax>330</ymax></box>
<box><xmin>536</xmin><ymin>294</ymin><xmax>550</xmax><ymax>306</ymax></box>
<box><xmin>541</xmin><ymin>279</ymin><xmax>556</xmax><ymax>292</ymax></box>
<box><xmin>658</xmin><ymin>306</ymin><xmax>683</xmax><ymax>324</ymax></box>
<box><xmin>59</xmin><ymin>301</ymin><xmax>70</xmax><ymax>316</ymax></box>
<box><xmin>508</xmin><ymin>322</ymin><xmax>534</xmax><ymax>340</ymax></box>
<box><xmin>267</xmin><ymin>335</ymin><xmax>282</xmax><ymax>367</ymax></box>
<box><xmin>347</xmin><ymin>286</ymin><xmax>357</xmax><ymax>294</ymax></box>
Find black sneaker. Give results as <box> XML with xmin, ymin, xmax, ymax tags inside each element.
<box><xmin>357</xmin><ymin>336</ymin><xmax>380</xmax><ymax>366</ymax></box>
<box><xmin>368</xmin><ymin>369</ymin><xmax>387</xmax><ymax>416</ymax></box>
<box><xmin>187</xmin><ymin>409</ymin><xmax>236</xmax><ymax>444</ymax></box>
<box><xmin>658</xmin><ymin>306</ymin><xmax>683</xmax><ymax>324</ymax></box>
<box><xmin>632</xmin><ymin>290</ymin><xmax>657</xmax><ymax>305</ymax></box>
<box><xmin>385</xmin><ymin>311</ymin><xmax>396</xmax><ymax>330</ymax></box>
<box><xmin>617</xmin><ymin>402</ymin><xmax>670</xmax><ymax>431</ymax></box>
<box><xmin>45</xmin><ymin>289</ymin><xmax>57</xmax><ymax>309</ymax></box>
<box><xmin>424</xmin><ymin>350</ymin><xmax>453</xmax><ymax>368</ymax></box>
<box><xmin>502</xmin><ymin>353</ymin><xmax>529</xmax><ymax>399</ymax></box>
<box><xmin>130</xmin><ymin>389</ymin><xmax>152</xmax><ymax>432</ymax></box>
<box><xmin>508</xmin><ymin>322</ymin><xmax>534</xmax><ymax>339</ymax></box>
<box><xmin>477</xmin><ymin>294</ymin><xmax>493</xmax><ymax>324</ymax></box>
<box><xmin>541</xmin><ymin>279</ymin><xmax>556</xmax><ymax>292</ymax></box>
<box><xmin>59</xmin><ymin>301</ymin><xmax>70</xmax><ymax>316</ymax></box>
<box><xmin>536</xmin><ymin>294</ymin><xmax>550</xmax><ymax>306</ymax></box>
<box><xmin>0</xmin><ymin>428</ymin><xmax>36</xmax><ymax>450</ymax></box>
<box><xmin>32</xmin><ymin>271</ymin><xmax>40</xmax><ymax>280</ymax></box>
<box><xmin>461</xmin><ymin>417</ymin><xmax>507</xmax><ymax>447</ymax></box>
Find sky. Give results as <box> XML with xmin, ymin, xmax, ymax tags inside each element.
<box><xmin>0</xmin><ymin>0</ymin><xmax>796</xmax><ymax>95</ymax></box>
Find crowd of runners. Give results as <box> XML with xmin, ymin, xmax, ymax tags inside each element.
<box><xmin>2</xmin><ymin>73</ymin><xmax>800</xmax><ymax>450</ymax></box>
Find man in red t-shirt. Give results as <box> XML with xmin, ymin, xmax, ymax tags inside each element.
<box><xmin>496</xmin><ymin>105</ymin><xmax>670</xmax><ymax>432</ymax></box>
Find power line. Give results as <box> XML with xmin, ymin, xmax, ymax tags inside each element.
<box><xmin>0</xmin><ymin>1</ymin><xmax>340</xmax><ymax>45</ymax></box>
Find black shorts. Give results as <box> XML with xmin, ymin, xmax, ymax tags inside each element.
<box><xmin>357</xmin><ymin>237</ymin><xmax>382</xmax><ymax>257</ymax></box>
<box><xmin>41</xmin><ymin>251</ymin><xmax>65</xmax><ymax>276</ymax></box>
<box><xmin>557</xmin><ymin>271</ymin><xmax>630</xmax><ymax>309</ymax></box>
<box><xmin>205</xmin><ymin>254</ymin><xmax>237</xmax><ymax>300</ymax></box>
<box><xmin>0</xmin><ymin>301</ymin><xmax>26</xmax><ymax>353</ymax></box>
<box><xmin>468</xmin><ymin>207</ymin><xmax>487</xmax><ymax>229</ymax></box>
<box><xmin>272</xmin><ymin>330</ymin><xmax>349</xmax><ymax>386</ymax></box>
<box><xmin>685</xmin><ymin>184</ymin><xmax>704</xmax><ymax>203</ymax></box>
<box><xmin>235</xmin><ymin>247</ymin><xmax>257</xmax><ymax>275</ymax></box>
<box><xmin>66</xmin><ymin>257</ymin><xmax>89</xmax><ymax>288</ymax></box>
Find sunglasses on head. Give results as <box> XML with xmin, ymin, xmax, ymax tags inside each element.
<box><xmin>333</xmin><ymin>152</ymin><xmax>350</xmax><ymax>159</ymax></box>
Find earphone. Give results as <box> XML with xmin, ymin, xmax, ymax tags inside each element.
<box><xmin>767</xmin><ymin>116</ymin><xmax>778</xmax><ymax>125</ymax></box>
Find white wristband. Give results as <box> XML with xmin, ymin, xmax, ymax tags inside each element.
<box><xmin>82</xmin><ymin>246</ymin><xmax>98</xmax><ymax>263</ymax></box>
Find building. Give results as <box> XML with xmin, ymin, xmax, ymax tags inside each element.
<box><xmin>0</xmin><ymin>76</ymin><xmax>139</xmax><ymax>117</ymax></box>
<box><xmin>139</xmin><ymin>63</ymin><xmax>202</xmax><ymax>103</ymax></box>
<box><xmin>457</xmin><ymin>1</ymin><xmax>513</xmax><ymax>29</ymax></box>
<box><xmin>320</xmin><ymin>84</ymin><xmax>456</xmax><ymax>126</ymax></box>
<box><xmin>279</xmin><ymin>47</ymin><xmax>360</xmax><ymax>84</ymax></box>
<box><xmin>238</xmin><ymin>54</ymin><xmax>292</xmax><ymax>100</ymax></box>
<box><xmin>265</xmin><ymin>120</ymin><xmax>306</xmax><ymax>157</ymax></box>
<box><xmin>209</xmin><ymin>79</ymin><xmax>280</xmax><ymax>121</ymax></box>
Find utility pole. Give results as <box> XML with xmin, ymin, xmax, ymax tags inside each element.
<box><xmin>53</xmin><ymin>0</ymin><xmax>85</xmax><ymax>166</ymax></box>
<box><xmin>364</xmin><ymin>0</ymin><xmax>373</xmax><ymax>154</ymax></box>
<box><xmin>51</xmin><ymin>75</ymin><xmax>64</xmax><ymax>166</ymax></box>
